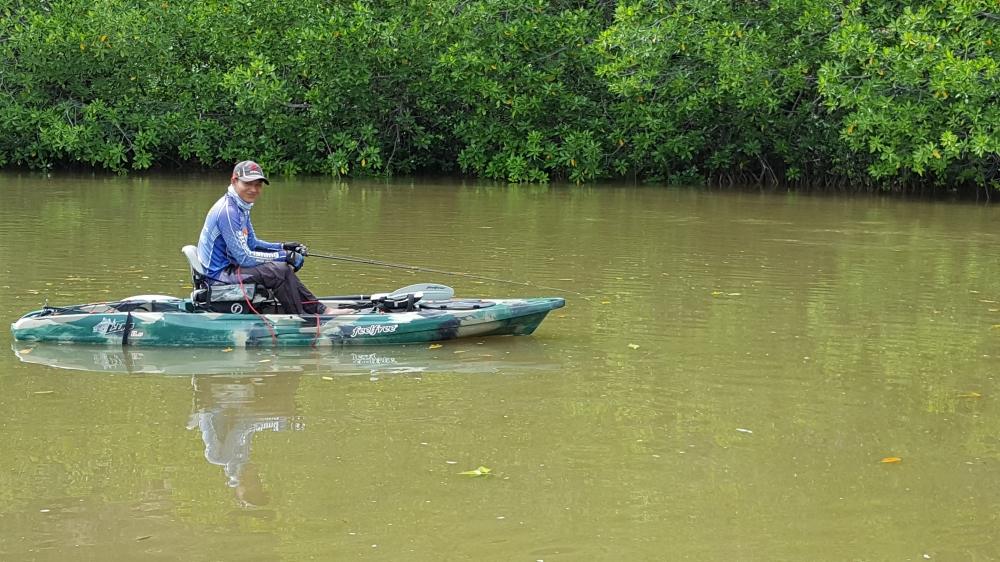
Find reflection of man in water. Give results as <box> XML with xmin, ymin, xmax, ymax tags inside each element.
<box><xmin>187</xmin><ymin>374</ymin><xmax>303</xmax><ymax>507</ymax></box>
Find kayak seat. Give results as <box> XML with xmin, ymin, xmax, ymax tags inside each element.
<box><xmin>181</xmin><ymin>245</ymin><xmax>279</xmax><ymax>314</ymax></box>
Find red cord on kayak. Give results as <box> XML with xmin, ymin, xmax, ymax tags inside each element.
<box><xmin>237</xmin><ymin>267</ymin><xmax>277</xmax><ymax>345</ymax></box>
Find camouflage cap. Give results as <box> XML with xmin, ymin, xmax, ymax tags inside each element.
<box><xmin>233</xmin><ymin>160</ymin><xmax>269</xmax><ymax>184</ymax></box>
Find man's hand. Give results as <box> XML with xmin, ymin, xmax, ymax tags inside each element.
<box><xmin>285</xmin><ymin>250</ymin><xmax>305</xmax><ymax>272</ymax></box>
<box><xmin>282</xmin><ymin>241</ymin><xmax>309</xmax><ymax>256</ymax></box>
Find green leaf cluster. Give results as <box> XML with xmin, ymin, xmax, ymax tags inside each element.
<box><xmin>0</xmin><ymin>0</ymin><xmax>997</xmax><ymax>189</ymax></box>
<box><xmin>818</xmin><ymin>0</ymin><xmax>1000</xmax><ymax>188</ymax></box>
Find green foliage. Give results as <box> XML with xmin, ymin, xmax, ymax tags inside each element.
<box><xmin>437</xmin><ymin>0</ymin><xmax>611</xmax><ymax>182</ymax></box>
<box><xmin>594</xmin><ymin>0</ymin><xmax>852</xmax><ymax>185</ymax></box>
<box><xmin>818</xmin><ymin>0</ymin><xmax>1000</xmax><ymax>188</ymax></box>
<box><xmin>0</xmin><ymin>0</ymin><xmax>997</xmax><ymax>189</ymax></box>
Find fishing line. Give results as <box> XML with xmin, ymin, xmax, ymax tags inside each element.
<box><xmin>307</xmin><ymin>251</ymin><xmax>587</xmax><ymax>297</ymax></box>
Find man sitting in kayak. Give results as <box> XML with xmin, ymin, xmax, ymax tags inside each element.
<box><xmin>196</xmin><ymin>160</ymin><xmax>332</xmax><ymax>315</ymax></box>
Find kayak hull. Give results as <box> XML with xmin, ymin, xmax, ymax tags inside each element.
<box><xmin>11</xmin><ymin>297</ymin><xmax>565</xmax><ymax>347</ymax></box>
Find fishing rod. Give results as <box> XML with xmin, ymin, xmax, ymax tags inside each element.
<box><xmin>306</xmin><ymin>251</ymin><xmax>585</xmax><ymax>297</ymax></box>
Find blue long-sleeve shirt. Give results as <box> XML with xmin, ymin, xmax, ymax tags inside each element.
<box><xmin>196</xmin><ymin>185</ymin><xmax>286</xmax><ymax>281</ymax></box>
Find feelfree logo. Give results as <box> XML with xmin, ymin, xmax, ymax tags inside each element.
<box><xmin>350</xmin><ymin>324</ymin><xmax>399</xmax><ymax>338</ymax></box>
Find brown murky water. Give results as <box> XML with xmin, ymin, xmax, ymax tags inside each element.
<box><xmin>2</xmin><ymin>172</ymin><xmax>999</xmax><ymax>560</ymax></box>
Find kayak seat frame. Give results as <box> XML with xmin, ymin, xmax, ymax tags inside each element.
<box><xmin>181</xmin><ymin>245</ymin><xmax>279</xmax><ymax>314</ymax></box>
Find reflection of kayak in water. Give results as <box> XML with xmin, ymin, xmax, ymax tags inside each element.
<box><xmin>11</xmin><ymin>339</ymin><xmax>560</xmax><ymax>376</ymax></box>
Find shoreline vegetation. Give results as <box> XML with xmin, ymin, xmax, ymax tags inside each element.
<box><xmin>1</xmin><ymin>0</ymin><xmax>997</xmax><ymax>192</ymax></box>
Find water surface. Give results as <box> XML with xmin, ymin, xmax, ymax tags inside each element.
<box><xmin>2</xmin><ymin>173</ymin><xmax>999</xmax><ymax>560</ymax></box>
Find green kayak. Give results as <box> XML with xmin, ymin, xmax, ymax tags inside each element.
<box><xmin>10</xmin><ymin>290</ymin><xmax>565</xmax><ymax>347</ymax></box>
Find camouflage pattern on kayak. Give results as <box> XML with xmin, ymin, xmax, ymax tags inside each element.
<box><xmin>11</xmin><ymin>296</ymin><xmax>565</xmax><ymax>347</ymax></box>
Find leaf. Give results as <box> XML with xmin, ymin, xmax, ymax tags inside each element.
<box><xmin>880</xmin><ymin>457</ymin><xmax>902</xmax><ymax>464</ymax></box>
<box><xmin>627</xmin><ymin>343</ymin><xmax>640</xmax><ymax>349</ymax></box>
<box><xmin>458</xmin><ymin>466</ymin><xmax>492</xmax><ymax>476</ymax></box>
<box><xmin>429</xmin><ymin>344</ymin><xmax>443</xmax><ymax>349</ymax></box>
